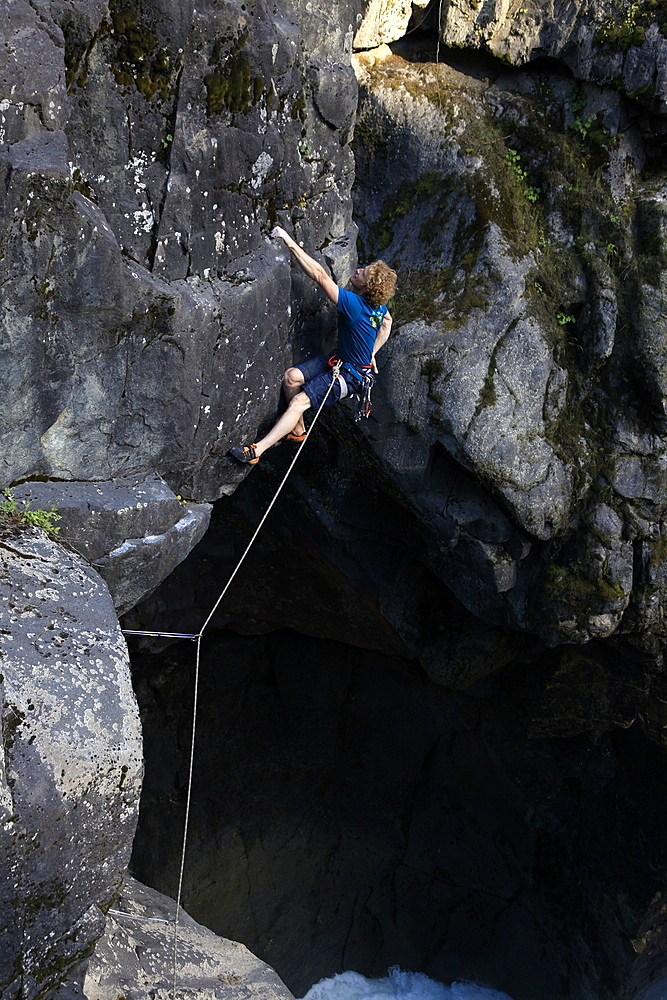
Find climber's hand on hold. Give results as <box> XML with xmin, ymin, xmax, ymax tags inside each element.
<box><xmin>271</xmin><ymin>226</ymin><xmax>290</xmax><ymax>244</ymax></box>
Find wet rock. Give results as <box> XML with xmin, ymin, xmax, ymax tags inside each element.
<box><xmin>82</xmin><ymin>876</ymin><xmax>294</xmax><ymax>1000</ymax></box>
<box><xmin>627</xmin><ymin>893</ymin><xmax>667</xmax><ymax>1000</ymax></box>
<box><xmin>0</xmin><ymin>528</ymin><xmax>142</xmax><ymax>1000</ymax></box>
<box><xmin>11</xmin><ymin>478</ymin><xmax>212</xmax><ymax>615</ymax></box>
<box><xmin>528</xmin><ymin>641</ymin><xmax>651</xmax><ymax>738</ymax></box>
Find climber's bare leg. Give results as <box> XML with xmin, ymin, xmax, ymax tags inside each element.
<box><xmin>283</xmin><ymin>367</ymin><xmax>306</xmax><ymax>436</ymax></box>
<box><xmin>254</xmin><ymin>392</ymin><xmax>311</xmax><ymax>458</ymax></box>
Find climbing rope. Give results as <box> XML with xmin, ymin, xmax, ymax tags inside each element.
<box><xmin>163</xmin><ymin>362</ymin><xmax>342</xmax><ymax>997</ymax></box>
<box><xmin>122</xmin><ymin>630</ymin><xmax>198</xmax><ymax>640</ymax></box>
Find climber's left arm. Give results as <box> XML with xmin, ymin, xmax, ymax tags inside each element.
<box><xmin>370</xmin><ymin>312</ymin><xmax>392</xmax><ymax>373</ymax></box>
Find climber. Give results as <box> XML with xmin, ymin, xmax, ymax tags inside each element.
<box><xmin>228</xmin><ymin>226</ymin><xmax>397</xmax><ymax>464</ymax></box>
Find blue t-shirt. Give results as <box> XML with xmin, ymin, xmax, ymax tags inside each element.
<box><xmin>337</xmin><ymin>287</ymin><xmax>387</xmax><ymax>368</ymax></box>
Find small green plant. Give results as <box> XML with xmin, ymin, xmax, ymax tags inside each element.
<box><xmin>606</xmin><ymin>243</ymin><xmax>618</xmax><ymax>256</ymax></box>
<box><xmin>506</xmin><ymin>148</ymin><xmax>540</xmax><ymax>202</ymax></box>
<box><xmin>161</xmin><ymin>132</ymin><xmax>173</xmax><ymax>148</ymax></box>
<box><xmin>567</xmin><ymin>85</ymin><xmax>595</xmax><ymax>138</ymax></box>
<box><xmin>0</xmin><ymin>490</ymin><xmax>61</xmax><ymax>534</ymax></box>
<box><xmin>556</xmin><ymin>312</ymin><xmax>576</xmax><ymax>325</ymax></box>
<box><xmin>595</xmin><ymin>0</ymin><xmax>646</xmax><ymax>49</ymax></box>
<box><xmin>299</xmin><ymin>141</ymin><xmax>311</xmax><ymax>157</ymax></box>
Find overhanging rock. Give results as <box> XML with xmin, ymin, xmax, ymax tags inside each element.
<box><xmin>11</xmin><ymin>478</ymin><xmax>213</xmax><ymax>616</ymax></box>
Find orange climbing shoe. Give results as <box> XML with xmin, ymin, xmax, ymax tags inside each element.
<box><xmin>286</xmin><ymin>431</ymin><xmax>307</xmax><ymax>441</ymax></box>
<box><xmin>229</xmin><ymin>443</ymin><xmax>259</xmax><ymax>464</ymax></box>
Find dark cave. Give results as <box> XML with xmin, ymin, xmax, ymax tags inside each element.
<box><xmin>129</xmin><ymin>614</ymin><xmax>667</xmax><ymax>1000</ymax></box>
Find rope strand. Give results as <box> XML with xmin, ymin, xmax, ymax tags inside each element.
<box><xmin>170</xmin><ymin>366</ymin><xmax>341</xmax><ymax>997</ymax></box>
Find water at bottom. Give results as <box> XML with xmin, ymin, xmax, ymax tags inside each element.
<box><xmin>300</xmin><ymin>968</ymin><xmax>514</xmax><ymax>1000</ymax></box>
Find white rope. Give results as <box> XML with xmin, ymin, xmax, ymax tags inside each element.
<box><xmin>122</xmin><ymin>630</ymin><xmax>198</xmax><ymax>639</ymax></box>
<box><xmin>170</xmin><ymin>365</ymin><xmax>341</xmax><ymax>997</ymax></box>
<box><xmin>108</xmin><ymin>908</ymin><xmax>172</xmax><ymax>925</ymax></box>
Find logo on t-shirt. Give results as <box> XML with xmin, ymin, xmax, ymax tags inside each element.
<box><xmin>370</xmin><ymin>312</ymin><xmax>384</xmax><ymax>329</ymax></box>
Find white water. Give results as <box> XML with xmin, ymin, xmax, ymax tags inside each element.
<box><xmin>301</xmin><ymin>968</ymin><xmax>515</xmax><ymax>1000</ymax></box>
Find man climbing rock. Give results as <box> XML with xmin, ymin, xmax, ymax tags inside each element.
<box><xmin>228</xmin><ymin>226</ymin><xmax>397</xmax><ymax>464</ymax></box>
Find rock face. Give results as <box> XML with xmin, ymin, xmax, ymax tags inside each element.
<box><xmin>11</xmin><ymin>477</ymin><xmax>212</xmax><ymax>615</ymax></box>
<box><xmin>353</xmin><ymin>0</ymin><xmax>430</xmax><ymax>50</ymax></box>
<box><xmin>0</xmin><ymin>528</ymin><xmax>143</xmax><ymax>1000</ymax></box>
<box><xmin>0</xmin><ymin>0</ymin><xmax>359</xmax><ymax>500</ymax></box>
<box><xmin>348</xmin><ymin>44</ymin><xmax>667</xmax><ymax>647</ymax></box>
<box><xmin>82</xmin><ymin>876</ymin><xmax>295</xmax><ymax>1000</ymax></box>
<box><xmin>8</xmin><ymin>0</ymin><xmax>667</xmax><ymax>995</ymax></box>
<box><xmin>438</xmin><ymin>0</ymin><xmax>667</xmax><ymax>114</ymax></box>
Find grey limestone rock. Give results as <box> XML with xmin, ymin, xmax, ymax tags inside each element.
<box><xmin>0</xmin><ymin>0</ymin><xmax>359</xmax><ymax>502</ymax></box>
<box><xmin>348</xmin><ymin>44</ymin><xmax>667</xmax><ymax>645</ymax></box>
<box><xmin>529</xmin><ymin>502</ymin><xmax>634</xmax><ymax>644</ymax></box>
<box><xmin>0</xmin><ymin>528</ymin><xmax>143</xmax><ymax>1000</ymax></box>
<box><xmin>439</xmin><ymin>0</ymin><xmax>667</xmax><ymax>114</ymax></box>
<box><xmin>82</xmin><ymin>876</ymin><xmax>295</xmax><ymax>1000</ymax></box>
<box><xmin>10</xmin><ymin>477</ymin><xmax>212</xmax><ymax>615</ymax></box>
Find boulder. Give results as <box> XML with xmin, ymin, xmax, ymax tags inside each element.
<box><xmin>82</xmin><ymin>876</ymin><xmax>295</xmax><ymax>1000</ymax></box>
<box><xmin>11</xmin><ymin>478</ymin><xmax>212</xmax><ymax>615</ymax></box>
<box><xmin>0</xmin><ymin>528</ymin><xmax>142</xmax><ymax>1000</ymax></box>
<box><xmin>353</xmin><ymin>0</ymin><xmax>430</xmax><ymax>51</ymax></box>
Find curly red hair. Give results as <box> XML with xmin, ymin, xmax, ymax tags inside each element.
<box><xmin>363</xmin><ymin>260</ymin><xmax>397</xmax><ymax>308</ymax></box>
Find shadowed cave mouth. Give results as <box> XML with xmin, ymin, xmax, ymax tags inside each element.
<box><xmin>128</xmin><ymin>614</ymin><xmax>667</xmax><ymax>1000</ymax></box>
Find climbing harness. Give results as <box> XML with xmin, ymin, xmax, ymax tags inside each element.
<box><xmin>327</xmin><ymin>354</ymin><xmax>375</xmax><ymax>421</ymax></box>
<box><xmin>121</xmin><ymin>362</ymin><xmax>342</xmax><ymax>998</ymax></box>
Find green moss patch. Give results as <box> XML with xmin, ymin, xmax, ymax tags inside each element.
<box><xmin>595</xmin><ymin>0</ymin><xmax>667</xmax><ymax>49</ymax></box>
<box><xmin>205</xmin><ymin>31</ymin><xmax>264</xmax><ymax>116</ymax></box>
<box><xmin>106</xmin><ymin>0</ymin><xmax>181</xmax><ymax>102</ymax></box>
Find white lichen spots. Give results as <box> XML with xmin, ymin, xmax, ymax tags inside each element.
<box><xmin>217</xmin><ymin>421</ymin><xmax>224</xmax><ymax>431</ymax></box>
<box><xmin>186</xmin><ymin>187</ymin><xmax>191</xmax><ymax>194</ymax></box>
<box><xmin>211</xmin><ymin>137</ymin><xmax>218</xmax><ymax>147</ymax></box>
<box><xmin>250</xmin><ymin>151</ymin><xmax>273</xmax><ymax>190</ymax></box>
<box><xmin>203</xmin><ymin>405</ymin><xmax>211</xmax><ymax>415</ymax></box>
<box><xmin>214</xmin><ymin>230</ymin><xmax>225</xmax><ymax>252</ymax></box>
<box><xmin>133</xmin><ymin>207</ymin><xmax>155</xmax><ymax>234</ymax></box>
<box><xmin>0</xmin><ymin>99</ymin><xmax>10</xmax><ymax>111</ymax></box>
